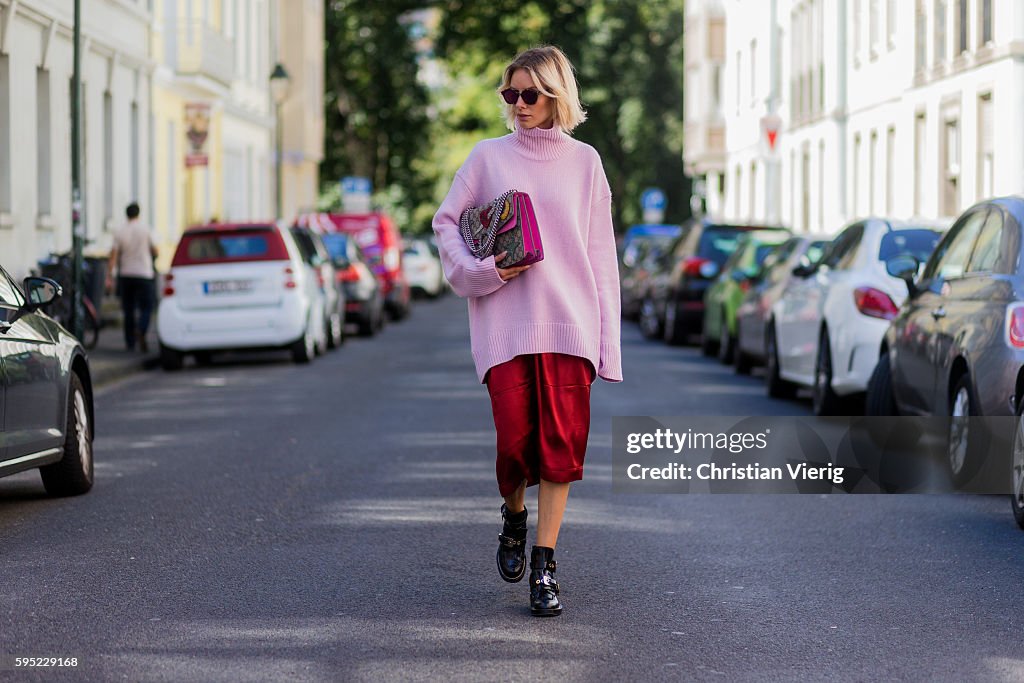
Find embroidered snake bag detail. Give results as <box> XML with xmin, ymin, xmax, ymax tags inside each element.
<box><xmin>459</xmin><ymin>190</ymin><xmax>544</xmax><ymax>269</ymax></box>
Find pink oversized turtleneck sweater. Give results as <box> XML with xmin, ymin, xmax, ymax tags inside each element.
<box><xmin>432</xmin><ymin>123</ymin><xmax>622</xmax><ymax>384</ymax></box>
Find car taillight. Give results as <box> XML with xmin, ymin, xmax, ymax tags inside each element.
<box><xmin>337</xmin><ymin>265</ymin><xmax>361</xmax><ymax>283</ymax></box>
<box><xmin>682</xmin><ymin>256</ymin><xmax>710</xmax><ymax>277</ymax></box>
<box><xmin>162</xmin><ymin>273</ymin><xmax>175</xmax><ymax>297</ymax></box>
<box><xmin>1007</xmin><ymin>304</ymin><xmax>1024</xmax><ymax>348</ymax></box>
<box><xmin>284</xmin><ymin>266</ymin><xmax>297</xmax><ymax>289</ymax></box>
<box><xmin>854</xmin><ymin>287</ymin><xmax>899</xmax><ymax>320</ymax></box>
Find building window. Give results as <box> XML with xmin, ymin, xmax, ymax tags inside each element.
<box><xmin>870</xmin><ymin>0</ymin><xmax>880</xmax><ymax>55</ymax></box>
<box><xmin>887</xmin><ymin>0</ymin><xmax>898</xmax><ymax>48</ymax></box>
<box><xmin>914</xmin><ymin>112</ymin><xmax>926</xmax><ymax>215</ymax></box>
<box><xmin>103</xmin><ymin>92</ymin><xmax>113</xmax><ymax>222</ymax></box>
<box><xmin>818</xmin><ymin>141</ymin><xmax>825</xmax><ymax>230</ymax></box>
<box><xmin>934</xmin><ymin>0</ymin><xmax>947</xmax><ymax>64</ymax></box>
<box><xmin>710</xmin><ymin>64</ymin><xmax>722</xmax><ymax>116</ymax></box>
<box><xmin>131</xmin><ymin>102</ymin><xmax>140</xmax><ymax>201</ymax></box>
<box><xmin>869</xmin><ymin>130</ymin><xmax>878</xmax><ymax>214</ymax></box>
<box><xmin>942</xmin><ymin>115</ymin><xmax>960</xmax><ymax>217</ymax></box>
<box><xmin>853</xmin><ymin>134</ymin><xmax>861</xmax><ymax>217</ymax></box>
<box><xmin>801</xmin><ymin>150</ymin><xmax>810</xmax><ymax>232</ymax></box>
<box><xmin>750</xmin><ymin>39</ymin><xmax>757</xmax><ymax>106</ymax></box>
<box><xmin>854</xmin><ymin>0</ymin><xmax>862</xmax><ymax>63</ymax></box>
<box><xmin>915</xmin><ymin>1</ymin><xmax>927</xmax><ymax>71</ymax></box>
<box><xmin>978</xmin><ymin>93</ymin><xmax>993</xmax><ymax>199</ymax></box>
<box><xmin>886</xmin><ymin>127</ymin><xmax>896</xmax><ymax>215</ymax></box>
<box><xmin>956</xmin><ymin>0</ymin><xmax>968</xmax><ymax>54</ymax></box>
<box><xmin>36</xmin><ymin>68</ymin><xmax>51</xmax><ymax>217</ymax></box>
<box><xmin>979</xmin><ymin>0</ymin><xmax>992</xmax><ymax>45</ymax></box>
<box><xmin>735</xmin><ymin>166</ymin><xmax>742</xmax><ymax>218</ymax></box>
<box><xmin>736</xmin><ymin>50</ymin><xmax>742</xmax><ymax>115</ymax></box>
<box><xmin>0</xmin><ymin>55</ymin><xmax>9</xmax><ymax>214</ymax></box>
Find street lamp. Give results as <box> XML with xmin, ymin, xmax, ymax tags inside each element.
<box><xmin>269</xmin><ymin>62</ymin><xmax>291</xmax><ymax>220</ymax></box>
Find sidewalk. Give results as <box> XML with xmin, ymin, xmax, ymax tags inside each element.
<box><xmin>87</xmin><ymin>296</ymin><xmax>160</xmax><ymax>387</ymax></box>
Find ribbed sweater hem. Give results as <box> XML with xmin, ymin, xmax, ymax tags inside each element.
<box><xmin>473</xmin><ymin>323</ymin><xmax>599</xmax><ymax>384</ymax></box>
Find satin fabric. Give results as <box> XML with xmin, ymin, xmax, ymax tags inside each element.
<box><xmin>485</xmin><ymin>353</ymin><xmax>595</xmax><ymax>497</ymax></box>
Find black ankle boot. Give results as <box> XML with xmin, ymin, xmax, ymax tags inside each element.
<box><xmin>529</xmin><ymin>545</ymin><xmax>562</xmax><ymax>617</ymax></box>
<box><xmin>497</xmin><ymin>504</ymin><xmax>528</xmax><ymax>583</ymax></box>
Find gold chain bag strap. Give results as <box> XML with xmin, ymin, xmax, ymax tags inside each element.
<box><xmin>459</xmin><ymin>189</ymin><xmax>517</xmax><ymax>260</ymax></box>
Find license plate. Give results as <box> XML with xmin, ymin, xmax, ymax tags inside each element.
<box><xmin>203</xmin><ymin>279</ymin><xmax>253</xmax><ymax>295</ymax></box>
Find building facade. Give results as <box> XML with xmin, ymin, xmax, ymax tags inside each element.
<box><xmin>715</xmin><ymin>0</ymin><xmax>1024</xmax><ymax>234</ymax></box>
<box><xmin>0</xmin><ymin>0</ymin><xmax>151</xmax><ymax>279</ymax></box>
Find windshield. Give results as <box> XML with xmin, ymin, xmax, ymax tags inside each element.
<box><xmin>878</xmin><ymin>229</ymin><xmax>942</xmax><ymax>263</ymax></box>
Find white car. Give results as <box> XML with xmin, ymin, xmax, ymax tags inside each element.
<box><xmin>157</xmin><ymin>222</ymin><xmax>328</xmax><ymax>370</ymax></box>
<box><xmin>402</xmin><ymin>238</ymin><xmax>446</xmax><ymax>298</ymax></box>
<box><xmin>767</xmin><ymin>218</ymin><xmax>945</xmax><ymax>414</ymax></box>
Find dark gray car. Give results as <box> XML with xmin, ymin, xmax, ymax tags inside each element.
<box><xmin>0</xmin><ymin>266</ymin><xmax>94</xmax><ymax>496</ymax></box>
<box><xmin>866</xmin><ymin>197</ymin><xmax>1024</xmax><ymax>514</ymax></box>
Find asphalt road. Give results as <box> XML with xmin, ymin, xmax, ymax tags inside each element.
<box><xmin>2</xmin><ymin>294</ymin><xmax>1024</xmax><ymax>682</ymax></box>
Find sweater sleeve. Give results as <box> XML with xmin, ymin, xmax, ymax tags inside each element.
<box><xmin>432</xmin><ymin>173</ymin><xmax>508</xmax><ymax>299</ymax></box>
<box><xmin>588</xmin><ymin>193</ymin><xmax>623</xmax><ymax>382</ymax></box>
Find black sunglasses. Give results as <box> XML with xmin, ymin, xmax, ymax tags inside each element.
<box><xmin>501</xmin><ymin>87</ymin><xmax>540</xmax><ymax>106</ymax></box>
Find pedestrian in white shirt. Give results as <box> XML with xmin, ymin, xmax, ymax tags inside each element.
<box><xmin>107</xmin><ymin>202</ymin><xmax>157</xmax><ymax>352</ymax></box>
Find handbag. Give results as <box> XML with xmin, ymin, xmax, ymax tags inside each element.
<box><xmin>459</xmin><ymin>189</ymin><xmax>544</xmax><ymax>269</ymax></box>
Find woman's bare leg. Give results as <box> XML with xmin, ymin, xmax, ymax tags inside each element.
<box><xmin>536</xmin><ymin>479</ymin><xmax>570</xmax><ymax>548</ymax></box>
<box><xmin>503</xmin><ymin>479</ymin><xmax>527</xmax><ymax>513</ymax></box>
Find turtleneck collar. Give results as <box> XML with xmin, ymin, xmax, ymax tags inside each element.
<box><xmin>508</xmin><ymin>122</ymin><xmax>576</xmax><ymax>161</ymax></box>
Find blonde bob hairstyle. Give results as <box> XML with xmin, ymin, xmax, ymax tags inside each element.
<box><xmin>498</xmin><ymin>46</ymin><xmax>587</xmax><ymax>133</ymax></box>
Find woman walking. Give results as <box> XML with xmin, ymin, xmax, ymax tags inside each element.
<box><xmin>432</xmin><ymin>46</ymin><xmax>622</xmax><ymax>616</ymax></box>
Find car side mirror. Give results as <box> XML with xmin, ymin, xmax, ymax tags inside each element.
<box><xmin>887</xmin><ymin>256</ymin><xmax>921</xmax><ymax>298</ymax></box>
<box><xmin>23</xmin><ymin>277</ymin><xmax>61</xmax><ymax>311</ymax></box>
<box><xmin>791</xmin><ymin>264</ymin><xmax>815</xmax><ymax>278</ymax></box>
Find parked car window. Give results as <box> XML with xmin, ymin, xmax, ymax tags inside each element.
<box><xmin>804</xmin><ymin>240</ymin><xmax>829</xmax><ymax>266</ymax></box>
<box><xmin>821</xmin><ymin>224</ymin><xmax>863</xmax><ymax>270</ymax></box>
<box><xmin>290</xmin><ymin>229</ymin><xmax>322</xmax><ymax>266</ymax></box>
<box><xmin>878</xmin><ymin>229</ymin><xmax>942</xmax><ymax>266</ymax></box>
<box><xmin>0</xmin><ymin>267</ymin><xmax>23</xmax><ymax>307</ymax></box>
<box><xmin>922</xmin><ymin>209</ymin><xmax>988</xmax><ymax>283</ymax></box>
<box><xmin>321</xmin><ymin>233</ymin><xmax>350</xmax><ymax>262</ymax></box>
<box><xmin>698</xmin><ymin>228</ymin><xmax>746</xmax><ymax>266</ymax></box>
<box><xmin>966</xmin><ymin>210</ymin><xmax>1004</xmax><ymax>274</ymax></box>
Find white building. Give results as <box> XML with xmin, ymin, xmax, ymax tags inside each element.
<box><xmin>713</xmin><ymin>0</ymin><xmax>1024</xmax><ymax>234</ymax></box>
<box><xmin>0</xmin><ymin>0</ymin><xmax>152</xmax><ymax>279</ymax></box>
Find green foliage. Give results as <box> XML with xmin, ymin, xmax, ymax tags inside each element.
<box><xmin>321</xmin><ymin>1</ymin><xmax>688</xmax><ymax>235</ymax></box>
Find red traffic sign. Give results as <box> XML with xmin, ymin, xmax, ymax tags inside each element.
<box><xmin>761</xmin><ymin>113</ymin><xmax>782</xmax><ymax>153</ymax></box>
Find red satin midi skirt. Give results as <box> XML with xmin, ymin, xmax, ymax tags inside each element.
<box><xmin>484</xmin><ymin>353</ymin><xmax>595</xmax><ymax>497</ymax></box>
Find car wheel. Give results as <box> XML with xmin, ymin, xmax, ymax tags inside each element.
<box><xmin>717</xmin><ymin>309</ymin><xmax>735</xmax><ymax>364</ymax></box>
<box><xmin>291</xmin><ymin>322</ymin><xmax>315</xmax><ymax>364</ymax></box>
<box><xmin>1011</xmin><ymin>397</ymin><xmax>1024</xmax><ymax>529</ymax></box>
<box><xmin>639</xmin><ymin>297</ymin><xmax>662</xmax><ymax>339</ymax></box>
<box><xmin>194</xmin><ymin>351</ymin><xmax>214</xmax><ymax>367</ymax></box>
<box><xmin>358</xmin><ymin>307</ymin><xmax>376</xmax><ymax>337</ymax></box>
<box><xmin>766</xmin><ymin>322</ymin><xmax>797</xmax><ymax>399</ymax></box>
<box><xmin>160</xmin><ymin>344</ymin><xmax>184</xmax><ymax>372</ymax></box>
<box><xmin>734</xmin><ymin>325</ymin><xmax>753</xmax><ymax>375</ymax></box>
<box><xmin>865</xmin><ymin>353</ymin><xmax>898</xmax><ymax>416</ymax></box>
<box><xmin>812</xmin><ymin>330</ymin><xmax>841</xmax><ymax>416</ymax></box>
<box><xmin>948</xmin><ymin>374</ymin><xmax>986</xmax><ymax>487</ymax></box>
<box><xmin>39</xmin><ymin>373</ymin><xmax>93</xmax><ymax>497</ymax></box>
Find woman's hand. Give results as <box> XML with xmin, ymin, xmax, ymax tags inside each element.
<box><xmin>495</xmin><ymin>251</ymin><xmax>531</xmax><ymax>282</ymax></box>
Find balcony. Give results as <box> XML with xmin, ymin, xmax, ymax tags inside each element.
<box><xmin>165</xmin><ymin>20</ymin><xmax>235</xmax><ymax>87</ymax></box>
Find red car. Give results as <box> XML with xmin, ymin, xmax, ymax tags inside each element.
<box><xmin>322</xmin><ymin>213</ymin><xmax>411</xmax><ymax>320</ymax></box>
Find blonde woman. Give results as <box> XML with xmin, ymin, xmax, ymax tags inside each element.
<box><xmin>433</xmin><ymin>46</ymin><xmax>622</xmax><ymax>616</ymax></box>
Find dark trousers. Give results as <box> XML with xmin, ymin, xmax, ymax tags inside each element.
<box><xmin>119</xmin><ymin>277</ymin><xmax>155</xmax><ymax>349</ymax></box>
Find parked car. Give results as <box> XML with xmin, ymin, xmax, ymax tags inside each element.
<box><xmin>620</xmin><ymin>225</ymin><xmax>684</xmax><ymax>320</ymax></box>
<box><xmin>734</xmin><ymin>235</ymin><xmax>830</xmax><ymax>375</ymax></box>
<box><xmin>864</xmin><ymin>198</ymin><xmax>1024</xmax><ymax>502</ymax></box>
<box><xmin>769</xmin><ymin>218</ymin><xmax>945</xmax><ymax>413</ymax></box>
<box><xmin>403</xmin><ymin>238</ymin><xmax>446</xmax><ymax>298</ymax></box>
<box><xmin>290</xmin><ymin>224</ymin><xmax>346</xmax><ymax>349</ymax></box>
<box><xmin>0</xmin><ymin>266</ymin><xmax>94</xmax><ymax>496</ymax></box>
<box><xmin>320</xmin><ymin>231</ymin><xmax>386</xmax><ymax>337</ymax></box>
<box><xmin>640</xmin><ymin>219</ymin><xmax>787</xmax><ymax>345</ymax></box>
<box><xmin>325</xmin><ymin>213</ymin><xmax>411</xmax><ymax>320</ymax></box>
<box><xmin>157</xmin><ymin>222</ymin><xmax>328</xmax><ymax>369</ymax></box>
<box><xmin>701</xmin><ymin>229</ymin><xmax>792</xmax><ymax>364</ymax></box>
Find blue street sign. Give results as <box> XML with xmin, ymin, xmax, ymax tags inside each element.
<box><xmin>641</xmin><ymin>188</ymin><xmax>667</xmax><ymax>211</ymax></box>
<box><xmin>341</xmin><ymin>176</ymin><xmax>372</xmax><ymax>195</ymax></box>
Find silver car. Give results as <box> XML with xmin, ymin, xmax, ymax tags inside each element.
<box><xmin>0</xmin><ymin>266</ymin><xmax>94</xmax><ymax>496</ymax></box>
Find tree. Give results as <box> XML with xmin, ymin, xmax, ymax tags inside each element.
<box><xmin>322</xmin><ymin>0</ymin><xmax>433</xmax><ymax>223</ymax></box>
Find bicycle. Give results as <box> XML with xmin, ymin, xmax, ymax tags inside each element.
<box><xmin>35</xmin><ymin>253</ymin><xmax>102</xmax><ymax>350</ymax></box>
